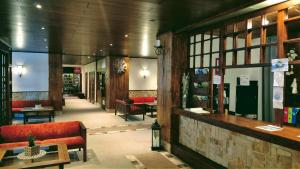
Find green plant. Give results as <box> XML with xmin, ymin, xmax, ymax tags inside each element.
<box><xmin>28</xmin><ymin>135</ymin><xmax>35</xmax><ymax>147</ymax></box>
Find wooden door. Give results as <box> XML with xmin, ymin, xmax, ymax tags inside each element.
<box><xmin>85</xmin><ymin>72</ymin><xmax>88</xmax><ymax>99</ymax></box>
<box><xmin>89</xmin><ymin>72</ymin><xmax>95</xmax><ymax>103</ymax></box>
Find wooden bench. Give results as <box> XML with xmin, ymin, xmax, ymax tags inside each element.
<box><xmin>115</xmin><ymin>99</ymin><xmax>146</xmax><ymax>121</ymax></box>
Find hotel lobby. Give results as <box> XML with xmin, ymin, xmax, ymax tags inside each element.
<box><xmin>1</xmin><ymin>0</ymin><xmax>300</xmax><ymax>169</ymax></box>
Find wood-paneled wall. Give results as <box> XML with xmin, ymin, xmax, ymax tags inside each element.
<box><xmin>157</xmin><ymin>32</ymin><xmax>188</xmax><ymax>143</ymax></box>
<box><xmin>49</xmin><ymin>54</ymin><xmax>63</xmax><ymax>111</ymax></box>
<box><xmin>105</xmin><ymin>57</ymin><xmax>129</xmax><ymax>109</ymax></box>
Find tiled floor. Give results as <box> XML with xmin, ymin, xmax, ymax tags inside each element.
<box><xmin>52</xmin><ymin>98</ymin><xmax>189</xmax><ymax>169</ymax></box>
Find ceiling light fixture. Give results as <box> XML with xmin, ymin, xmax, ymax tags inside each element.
<box><xmin>45</xmin><ymin>46</ymin><xmax>48</xmax><ymax>49</ymax></box>
<box><xmin>124</xmin><ymin>34</ymin><xmax>128</xmax><ymax>38</ymax></box>
<box><xmin>88</xmin><ymin>56</ymin><xmax>91</xmax><ymax>59</ymax></box>
<box><xmin>41</xmin><ymin>27</ymin><xmax>45</xmax><ymax>30</ymax></box>
<box><xmin>36</xmin><ymin>3</ymin><xmax>42</xmax><ymax>9</ymax></box>
<box><xmin>44</xmin><ymin>38</ymin><xmax>47</xmax><ymax>42</ymax></box>
<box><xmin>110</xmin><ymin>44</ymin><xmax>113</xmax><ymax>46</ymax></box>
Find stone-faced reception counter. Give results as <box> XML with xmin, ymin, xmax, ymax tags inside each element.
<box><xmin>171</xmin><ymin>108</ymin><xmax>300</xmax><ymax>169</ymax></box>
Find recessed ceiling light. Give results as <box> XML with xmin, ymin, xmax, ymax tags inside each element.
<box><xmin>124</xmin><ymin>34</ymin><xmax>128</xmax><ymax>38</ymax></box>
<box><xmin>44</xmin><ymin>38</ymin><xmax>47</xmax><ymax>42</ymax></box>
<box><xmin>88</xmin><ymin>56</ymin><xmax>91</xmax><ymax>59</ymax></box>
<box><xmin>110</xmin><ymin>44</ymin><xmax>113</xmax><ymax>46</ymax></box>
<box><xmin>100</xmin><ymin>49</ymin><xmax>103</xmax><ymax>52</ymax></box>
<box><xmin>45</xmin><ymin>46</ymin><xmax>48</xmax><ymax>49</ymax></box>
<box><xmin>36</xmin><ymin>3</ymin><xmax>42</xmax><ymax>9</ymax></box>
<box><xmin>41</xmin><ymin>27</ymin><xmax>45</xmax><ymax>30</ymax></box>
<box><xmin>17</xmin><ymin>22</ymin><xmax>22</xmax><ymax>26</ymax></box>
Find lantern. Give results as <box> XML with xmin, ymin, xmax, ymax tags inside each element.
<box><xmin>151</xmin><ymin>120</ymin><xmax>162</xmax><ymax>150</ymax></box>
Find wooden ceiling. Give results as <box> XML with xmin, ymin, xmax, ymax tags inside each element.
<box><xmin>0</xmin><ymin>0</ymin><xmax>263</xmax><ymax>64</ymax></box>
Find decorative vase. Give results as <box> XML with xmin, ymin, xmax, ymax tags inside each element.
<box><xmin>291</xmin><ymin>78</ymin><xmax>298</xmax><ymax>94</ymax></box>
<box><xmin>24</xmin><ymin>145</ymin><xmax>40</xmax><ymax>157</ymax></box>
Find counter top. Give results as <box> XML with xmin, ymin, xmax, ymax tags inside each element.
<box><xmin>175</xmin><ymin>108</ymin><xmax>300</xmax><ymax>151</ymax></box>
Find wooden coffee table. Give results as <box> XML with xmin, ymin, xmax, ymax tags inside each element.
<box><xmin>0</xmin><ymin>143</ymin><xmax>70</xmax><ymax>169</ymax></box>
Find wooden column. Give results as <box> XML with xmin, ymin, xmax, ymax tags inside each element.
<box><xmin>49</xmin><ymin>54</ymin><xmax>63</xmax><ymax>111</ymax></box>
<box><xmin>105</xmin><ymin>57</ymin><xmax>129</xmax><ymax>109</ymax></box>
<box><xmin>157</xmin><ymin>32</ymin><xmax>188</xmax><ymax>145</ymax></box>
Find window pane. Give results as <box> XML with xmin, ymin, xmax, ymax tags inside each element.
<box><xmin>226</xmin><ymin>24</ymin><xmax>234</xmax><ymax>34</ymax></box>
<box><xmin>203</xmin><ymin>54</ymin><xmax>210</xmax><ymax>67</ymax></box>
<box><xmin>265</xmin><ymin>45</ymin><xmax>277</xmax><ymax>63</ymax></box>
<box><xmin>195</xmin><ymin>56</ymin><xmax>201</xmax><ymax>67</ymax></box>
<box><xmin>264</xmin><ymin>12</ymin><xmax>277</xmax><ymax>25</ymax></box>
<box><xmin>196</xmin><ymin>34</ymin><xmax>202</xmax><ymax>42</ymax></box>
<box><xmin>189</xmin><ymin>57</ymin><xmax>194</xmax><ymax>68</ymax></box>
<box><xmin>251</xmin><ymin>48</ymin><xmax>260</xmax><ymax>64</ymax></box>
<box><xmin>190</xmin><ymin>44</ymin><xmax>194</xmax><ymax>56</ymax></box>
<box><xmin>288</xmin><ymin>5</ymin><xmax>300</xmax><ymax>19</ymax></box>
<box><xmin>237</xmin><ymin>33</ymin><xmax>246</xmax><ymax>48</ymax></box>
<box><xmin>212</xmin><ymin>29</ymin><xmax>220</xmax><ymax>38</ymax></box>
<box><xmin>212</xmin><ymin>38</ymin><xmax>220</xmax><ymax>52</ymax></box>
<box><xmin>204</xmin><ymin>31</ymin><xmax>211</xmax><ymax>40</ymax></box>
<box><xmin>226</xmin><ymin>36</ymin><xmax>234</xmax><ymax>50</ymax></box>
<box><xmin>190</xmin><ymin>36</ymin><xmax>194</xmax><ymax>43</ymax></box>
<box><xmin>252</xmin><ymin>29</ymin><xmax>261</xmax><ymax>46</ymax></box>
<box><xmin>266</xmin><ymin>26</ymin><xmax>277</xmax><ymax>43</ymax></box>
<box><xmin>204</xmin><ymin>40</ymin><xmax>211</xmax><ymax>53</ymax></box>
<box><xmin>212</xmin><ymin>54</ymin><xmax>219</xmax><ymax>67</ymax></box>
<box><xmin>195</xmin><ymin>42</ymin><xmax>201</xmax><ymax>55</ymax></box>
<box><xmin>236</xmin><ymin>21</ymin><xmax>247</xmax><ymax>32</ymax></box>
<box><xmin>226</xmin><ymin>52</ymin><xmax>233</xmax><ymax>66</ymax></box>
<box><xmin>237</xmin><ymin>50</ymin><xmax>245</xmax><ymax>65</ymax></box>
<box><xmin>250</xmin><ymin>16</ymin><xmax>262</xmax><ymax>29</ymax></box>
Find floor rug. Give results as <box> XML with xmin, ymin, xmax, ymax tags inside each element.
<box><xmin>126</xmin><ymin>152</ymin><xmax>190</xmax><ymax>169</ymax></box>
<box><xmin>88</xmin><ymin>123</ymin><xmax>152</xmax><ymax>135</ymax></box>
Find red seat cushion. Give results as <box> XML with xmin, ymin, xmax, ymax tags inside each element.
<box><xmin>0</xmin><ymin>141</ymin><xmax>42</xmax><ymax>149</ymax></box>
<box><xmin>12</xmin><ymin>100</ymin><xmax>51</xmax><ymax>108</ymax></box>
<box><xmin>130</xmin><ymin>97</ymin><xmax>145</xmax><ymax>103</ymax></box>
<box><xmin>41</xmin><ymin>136</ymin><xmax>84</xmax><ymax>146</ymax></box>
<box><xmin>1</xmin><ymin>121</ymin><xmax>80</xmax><ymax>142</ymax></box>
<box><xmin>144</xmin><ymin>97</ymin><xmax>156</xmax><ymax>103</ymax></box>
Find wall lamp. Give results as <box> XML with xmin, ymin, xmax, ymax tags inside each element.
<box><xmin>154</xmin><ymin>39</ymin><xmax>164</xmax><ymax>56</ymax></box>
<box><xmin>140</xmin><ymin>67</ymin><xmax>150</xmax><ymax>78</ymax></box>
<box><xmin>16</xmin><ymin>65</ymin><xmax>24</xmax><ymax>77</ymax></box>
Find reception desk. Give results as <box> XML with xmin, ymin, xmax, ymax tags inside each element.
<box><xmin>171</xmin><ymin>108</ymin><xmax>300</xmax><ymax>169</ymax></box>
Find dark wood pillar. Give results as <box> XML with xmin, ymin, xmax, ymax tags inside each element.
<box><xmin>49</xmin><ymin>54</ymin><xmax>63</xmax><ymax>111</ymax></box>
<box><xmin>157</xmin><ymin>32</ymin><xmax>188</xmax><ymax>146</ymax></box>
<box><xmin>105</xmin><ymin>57</ymin><xmax>129</xmax><ymax>110</ymax></box>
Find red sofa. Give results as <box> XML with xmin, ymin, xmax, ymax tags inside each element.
<box><xmin>12</xmin><ymin>100</ymin><xmax>52</xmax><ymax>112</ymax></box>
<box><xmin>0</xmin><ymin>121</ymin><xmax>87</xmax><ymax>162</ymax></box>
<box><xmin>130</xmin><ymin>97</ymin><xmax>156</xmax><ymax>104</ymax></box>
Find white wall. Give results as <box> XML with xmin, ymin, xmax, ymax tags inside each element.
<box><xmin>224</xmin><ymin>68</ymin><xmax>263</xmax><ymax>120</ymax></box>
<box><xmin>129</xmin><ymin>58</ymin><xmax>157</xmax><ymax>90</ymax></box>
<box><xmin>12</xmin><ymin>52</ymin><xmax>49</xmax><ymax>92</ymax></box>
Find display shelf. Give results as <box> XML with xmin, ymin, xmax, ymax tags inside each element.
<box><xmin>284</xmin><ymin>38</ymin><xmax>300</xmax><ymax>44</ymax></box>
<box><xmin>289</xmin><ymin>60</ymin><xmax>300</xmax><ymax>65</ymax></box>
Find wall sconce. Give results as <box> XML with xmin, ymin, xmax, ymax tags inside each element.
<box><xmin>16</xmin><ymin>65</ymin><xmax>24</xmax><ymax>77</ymax></box>
<box><xmin>154</xmin><ymin>39</ymin><xmax>164</xmax><ymax>56</ymax></box>
<box><xmin>140</xmin><ymin>67</ymin><xmax>150</xmax><ymax>78</ymax></box>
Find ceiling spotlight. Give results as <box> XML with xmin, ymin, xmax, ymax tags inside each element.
<box><xmin>44</xmin><ymin>38</ymin><xmax>47</xmax><ymax>42</ymax></box>
<box><xmin>124</xmin><ymin>34</ymin><xmax>128</xmax><ymax>38</ymax></box>
<box><xmin>110</xmin><ymin>44</ymin><xmax>113</xmax><ymax>46</ymax></box>
<box><xmin>41</xmin><ymin>27</ymin><xmax>45</xmax><ymax>30</ymax></box>
<box><xmin>100</xmin><ymin>49</ymin><xmax>103</xmax><ymax>52</ymax></box>
<box><xmin>45</xmin><ymin>46</ymin><xmax>48</xmax><ymax>49</ymax></box>
<box><xmin>17</xmin><ymin>22</ymin><xmax>22</xmax><ymax>26</ymax></box>
<box><xmin>36</xmin><ymin>3</ymin><xmax>42</xmax><ymax>9</ymax></box>
<box><xmin>88</xmin><ymin>56</ymin><xmax>91</xmax><ymax>59</ymax></box>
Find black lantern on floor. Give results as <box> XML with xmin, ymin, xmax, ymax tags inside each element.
<box><xmin>151</xmin><ymin>120</ymin><xmax>162</xmax><ymax>150</ymax></box>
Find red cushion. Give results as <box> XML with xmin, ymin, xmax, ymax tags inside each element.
<box><xmin>0</xmin><ymin>141</ymin><xmax>42</xmax><ymax>149</ymax></box>
<box><xmin>1</xmin><ymin>121</ymin><xmax>81</xmax><ymax>142</ymax></box>
<box><xmin>144</xmin><ymin>97</ymin><xmax>156</xmax><ymax>102</ymax></box>
<box><xmin>130</xmin><ymin>97</ymin><xmax>145</xmax><ymax>103</ymax></box>
<box><xmin>12</xmin><ymin>100</ymin><xmax>51</xmax><ymax>108</ymax></box>
<box><xmin>41</xmin><ymin>136</ymin><xmax>84</xmax><ymax>146</ymax></box>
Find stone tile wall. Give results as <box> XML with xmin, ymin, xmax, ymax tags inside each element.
<box><xmin>129</xmin><ymin>90</ymin><xmax>157</xmax><ymax>98</ymax></box>
<box><xmin>179</xmin><ymin>116</ymin><xmax>300</xmax><ymax>169</ymax></box>
<box><xmin>12</xmin><ymin>91</ymin><xmax>48</xmax><ymax>100</ymax></box>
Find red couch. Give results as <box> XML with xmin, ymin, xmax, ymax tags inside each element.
<box><xmin>0</xmin><ymin>121</ymin><xmax>87</xmax><ymax>162</ymax></box>
<box><xmin>130</xmin><ymin>97</ymin><xmax>156</xmax><ymax>104</ymax></box>
<box><xmin>12</xmin><ymin>100</ymin><xmax>52</xmax><ymax>112</ymax></box>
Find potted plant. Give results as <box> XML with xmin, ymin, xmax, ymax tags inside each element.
<box><xmin>24</xmin><ymin>135</ymin><xmax>40</xmax><ymax>157</ymax></box>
